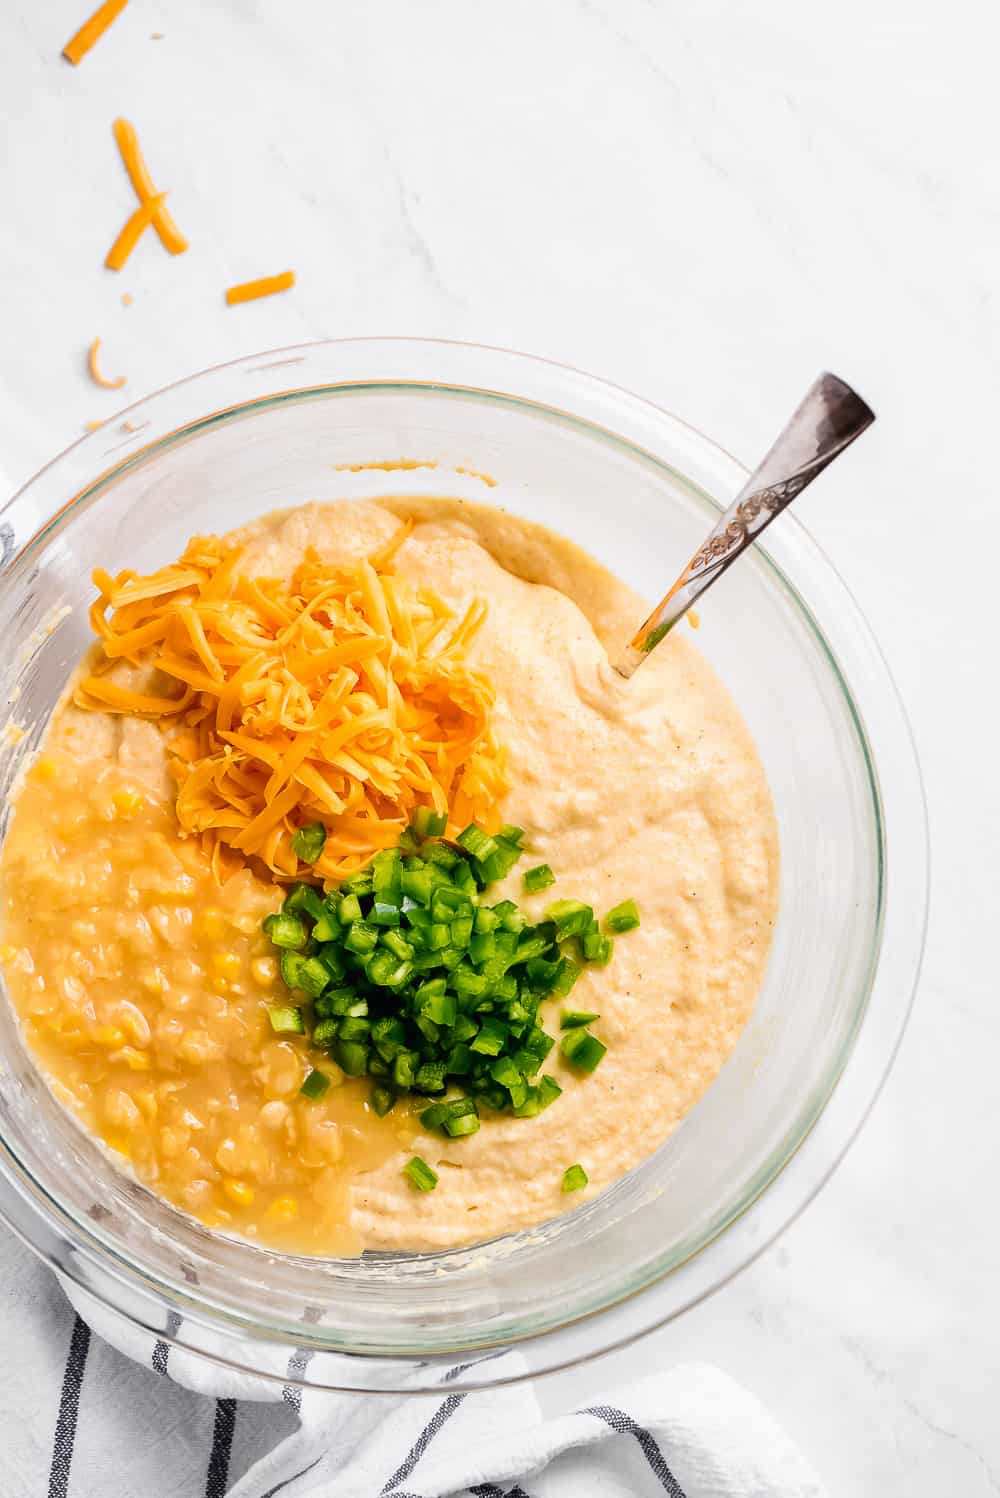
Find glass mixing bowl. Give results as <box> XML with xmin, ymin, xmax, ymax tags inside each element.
<box><xmin>0</xmin><ymin>339</ymin><xmax>927</xmax><ymax>1393</ymax></box>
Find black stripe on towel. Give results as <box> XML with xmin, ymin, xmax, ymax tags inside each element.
<box><xmin>281</xmin><ymin>1348</ymin><xmax>311</xmax><ymax>1411</ymax></box>
<box><xmin>48</xmin><ymin>1314</ymin><xmax>91</xmax><ymax>1498</ymax></box>
<box><xmin>585</xmin><ymin>1404</ymin><xmax>687</xmax><ymax>1497</ymax></box>
<box><xmin>444</xmin><ymin>1347</ymin><xmax>508</xmax><ymax>1382</ymax></box>
<box><xmin>380</xmin><ymin>1392</ymin><xmax>465</xmax><ymax>1493</ymax></box>
<box><xmin>205</xmin><ymin>1397</ymin><xmax>237</xmax><ymax>1498</ymax></box>
<box><xmin>260</xmin><ymin>1455</ymin><xmax>323</xmax><ymax>1498</ymax></box>
<box><xmin>151</xmin><ymin>1309</ymin><xmax>182</xmax><ymax>1377</ymax></box>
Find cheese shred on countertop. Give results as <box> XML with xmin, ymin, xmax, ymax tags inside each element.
<box><xmin>226</xmin><ymin>272</ymin><xmax>296</xmax><ymax>305</ymax></box>
<box><xmin>75</xmin><ymin>521</ymin><xmax>508</xmax><ymax>881</ymax></box>
<box><xmin>87</xmin><ymin>337</ymin><xmax>126</xmax><ymax>389</ymax></box>
<box><xmin>110</xmin><ymin>117</ymin><xmax>189</xmax><ymax>261</ymax></box>
<box><xmin>63</xmin><ymin>0</ymin><xmax>129</xmax><ymax>64</ymax></box>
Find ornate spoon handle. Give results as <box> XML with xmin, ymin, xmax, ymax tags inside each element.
<box><xmin>613</xmin><ymin>372</ymin><xmax>875</xmax><ymax>678</ymax></box>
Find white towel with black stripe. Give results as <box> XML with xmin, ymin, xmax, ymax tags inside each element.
<box><xmin>0</xmin><ymin>1227</ymin><xmax>827</xmax><ymax>1498</ymax></box>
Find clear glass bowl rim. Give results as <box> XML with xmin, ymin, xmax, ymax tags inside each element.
<box><xmin>0</xmin><ymin>337</ymin><xmax>930</xmax><ymax>1392</ymax></box>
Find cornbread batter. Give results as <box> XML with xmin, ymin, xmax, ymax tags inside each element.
<box><xmin>0</xmin><ymin>498</ymin><xmax>778</xmax><ymax>1252</ymax></box>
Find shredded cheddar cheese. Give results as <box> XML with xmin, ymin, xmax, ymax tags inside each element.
<box><xmin>63</xmin><ymin>0</ymin><xmax>129</xmax><ymax>65</ymax></box>
<box><xmin>226</xmin><ymin>272</ymin><xmax>296</xmax><ymax>306</ymax></box>
<box><xmin>105</xmin><ymin>193</ymin><xmax>167</xmax><ymax>271</ymax></box>
<box><xmin>87</xmin><ymin>337</ymin><xmax>126</xmax><ymax>389</ymax></box>
<box><xmin>106</xmin><ymin>118</ymin><xmax>188</xmax><ymax>270</ymax></box>
<box><xmin>76</xmin><ymin>522</ymin><xmax>508</xmax><ymax>881</ymax></box>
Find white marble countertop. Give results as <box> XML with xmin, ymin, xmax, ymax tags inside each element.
<box><xmin>1</xmin><ymin>1</ymin><xmax>995</xmax><ymax>1491</ymax></box>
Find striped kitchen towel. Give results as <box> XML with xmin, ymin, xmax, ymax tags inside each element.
<box><xmin>0</xmin><ymin>1227</ymin><xmax>826</xmax><ymax>1498</ymax></box>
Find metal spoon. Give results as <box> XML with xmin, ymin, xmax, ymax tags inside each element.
<box><xmin>613</xmin><ymin>372</ymin><xmax>875</xmax><ymax>678</ymax></box>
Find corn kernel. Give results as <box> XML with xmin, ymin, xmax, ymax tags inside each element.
<box><xmin>33</xmin><ymin>756</ymin><xmax>56</xmax><ymax>783</ymax></box>
<box><xmin>200</xmin><ymin>909</ymin><xmax>226</xmax><ymax>941</ymax></box>
<box><xmin>50</xmin><ymin>1080</ymin><xmax>76</xmax><ymax>1110</ymax></box>
<box><xmin>112</xmin><ymin>788</ymin><xmax>143</xmax><ymax>818</ymax></box>
<box><xmin>117</xmin><ymin>1004</ymin><xmax>151</xmax><ymax>1046</ymax></box>
<box><xmin>211</xmin><ymin>951</ymin><xmax>240</xmax><ymax>979</ymax></box>
<box><xmin>103</xmin><ymin>1089</ymin><xmax>142</xmax><ymax>1129</ymax></box>
<box><xmin>266</xmin><ymin>1195</ymin><xmax>298</xmax><ymax>1221</ymax></box>
<box><xmin>121</xmin><ymin>1048</ymin><xmax>151</xmax><ymax>1071</ymax></box>
<box><xmin>141</xmin><ymin>970</ymin><xmax>165</xmax><ymax>994</ymax></box>
<box><xmin>159</xmin><ymin>1127</ymin><xmax>188</xmax><ymax>1160</ymax></box>
<box><xmin>259</xmin><ymin>1100</ymin><xmax>288</xmax><ymax>1130</ymax></box>
<box><xmin>178</xmin><ymin>1030</ymin><xmax>221</xmax><ymax>1064</ymax></box>
<box><xmin>222</xmin><ymin>1178</ymin><xmax>254</xmax><ymax>1207</ymax></box>
<box><xmin>0</xmin><ymin>945</ymin><xmax>18</xmax><ymax>966</ymax></box>
<box><xmin>250</xmin><ymin>956</ymin><xmax>277</xmax><ymax>988</ymax></box>
<box><xmin>93</xmin><ymin>1025</ymin><xmax>126</xmax><ymax>1047</ymax></box>
<box><xmin>135</xmin><ymin>1089</ymin><xmax>157</xmax><ymax>1117</ymax></box>
<box><xmin>104</xmin><ymin>1133</ymin><xmax>131</xmax><ymax>1158</ymax></box>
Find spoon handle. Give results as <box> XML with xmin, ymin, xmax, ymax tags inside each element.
<box><xmin>613</xmin><ymin>372</ymin><xmax>875</xmax><ymax>678</ymax></box>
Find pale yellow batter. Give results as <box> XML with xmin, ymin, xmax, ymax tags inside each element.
<box><xmin>0</xmin><ymin>498</ymin><xmax>778</xmax><ymax>1252</ymax></box>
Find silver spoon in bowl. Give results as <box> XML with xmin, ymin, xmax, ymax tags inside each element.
<box><xmin>613</xmin><ymin>372</ymin><xmax>875</xmax><ymax>678</ymax></box>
